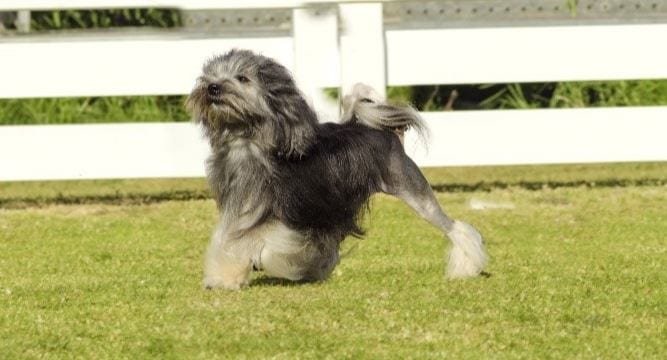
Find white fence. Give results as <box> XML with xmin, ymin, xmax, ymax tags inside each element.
<box><xmin>1</xmin><ymin>0</ymin><xmax>666</xmax><ymax>181</ymax></box>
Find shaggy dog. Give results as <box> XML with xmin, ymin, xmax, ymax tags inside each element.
<box><xmin>186</xmin><ymin>49</ymin><xmax>488</xmax><ymax>289</ymax></box>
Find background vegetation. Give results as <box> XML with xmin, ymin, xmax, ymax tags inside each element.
<box><xmin>29</xmin><ymin>8</ymin><xmax>181</xmax><ymax>30</ymax></box>
<box><xmin>0</xmin><ymin>96</ymin><xmax>186</xmax><ymax>125</ymax></box>
<box><xmin>391</xmin><ymin>80</ymin><xmax>667</xmax><ymax>111</ymax></box>
<box><xmin>1</xmin><ymin>7</ymin><xmax>667</xmax><ymax>124</ymax></box>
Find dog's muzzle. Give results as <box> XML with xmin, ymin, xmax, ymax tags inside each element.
<box><xmin>207</xmin><ymin>83</ymin><xmax>221</xmax><ymax>97</ymax></box>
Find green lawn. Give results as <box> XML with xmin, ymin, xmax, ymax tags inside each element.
<box><xmin>1</xmin><ymin>164</ymin><xmax>666</xmax><ymax>358</ymax></box>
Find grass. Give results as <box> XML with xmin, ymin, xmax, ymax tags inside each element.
<box><xmin>1</xmin><ymin>164</ymin><xmax>666</xmax><ymax>358</ymax></box>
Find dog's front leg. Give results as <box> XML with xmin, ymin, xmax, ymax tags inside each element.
<box><xmin>203</xmin><ymin>224</ymin><xmax>253</xmax><ymax>290</ymax></box>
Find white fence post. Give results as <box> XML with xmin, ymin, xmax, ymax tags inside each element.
<box><xmin>338</xmin><ymin>3</ymin><xmax>386</xmax><ymax>99</ymax></box>
<box><xmin>292</xmin><ymin>6</ymin><xmax>340</xmax><ymax>122</ymax></box>
<box><xmin>16</xmin><ymin>10</ymin><xmax>31</xmax><ymax>32</ymax></box>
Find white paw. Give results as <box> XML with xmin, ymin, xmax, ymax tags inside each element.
<box><xmin>446</xmin><ymin>220</ymin><xmax>489</xmax><ymax>279</ymax></box>
<box><xmin>203</xmin><ymin>276</ymin><xmax>248</xmax><ymax>290</ymax></box>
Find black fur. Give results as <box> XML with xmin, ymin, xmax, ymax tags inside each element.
<box><xmin>271</xmin><ymin>123</ymin><xmax>400</xmax><ymax>240</ymax></box>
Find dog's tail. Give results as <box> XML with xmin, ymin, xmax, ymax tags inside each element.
<box><xmin>341</xmin><ymin>83</ymin><xmax>427</xmax><ymax>142</ymax></box>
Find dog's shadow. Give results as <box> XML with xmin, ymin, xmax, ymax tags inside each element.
<box><xmin>250</xmin><ymin>275</ymin><xmax>319</xmax><ymax>287</ymax></box>
<box><xmin>251</xmin><ymin>272</ymin><xmax>491</xmax><ymax>287</ymax></box>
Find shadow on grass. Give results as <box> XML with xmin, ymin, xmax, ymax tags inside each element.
<box><xmin>250</xmin><ymin>275</ymin><xmax>319</xmax><ymax>288</ymax></box>
<box><xmin>431</xmin><ymin>178</ymin><xmax>666</xmax><ymax>193</ymax></box>
<box><xmin>3</xmin><ymin>178</ymin><xmax>664</xmax><ymax>209</ymax></box>
<box><xmin>0</xmin><ymin>190</ymin><xmax>211</xmax><ymax>209</ymax></box>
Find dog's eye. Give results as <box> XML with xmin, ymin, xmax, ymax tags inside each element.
<box><xmin>360</xmin><ymin>98</ymin><xmax>375</xmax><ymax>103</ymax></box>
<box><xmin>236</xmin><ymin>75</ymin><xmax>250</xmax><ymax>83</ymax></box>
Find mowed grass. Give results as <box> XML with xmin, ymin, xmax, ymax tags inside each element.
<box><xmin>1</xmin><ymin>167</ymin><xmax>666</xmax><ymax>358</ymax></box>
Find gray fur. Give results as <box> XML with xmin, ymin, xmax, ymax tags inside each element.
<box><xmin>187</xmin><ymin>50</ymin><xmax>488</xmax><ymax>290</ymax></box>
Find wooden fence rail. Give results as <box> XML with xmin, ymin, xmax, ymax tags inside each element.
<box><xmin>1</xmin><ymin>0</ymin><xmax>666</xmax><ymax>181</ymax></box>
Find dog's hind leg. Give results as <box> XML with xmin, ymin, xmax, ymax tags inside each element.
<box><xmin>384</xmin><ymin>149</ymin><xmax>488</xmax><ymax>278</ymax></box>
<box><xmin>258</xmin><ymin>223</ymin><xmax>341</xmax><ymax>282</ymax></box>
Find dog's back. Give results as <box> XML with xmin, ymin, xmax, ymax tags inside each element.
<box><xmin>270</xmin><ymin>122</ymin><xmax>400</xmax><ymax>240</ymax></box>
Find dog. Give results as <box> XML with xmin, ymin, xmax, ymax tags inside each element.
<box><xmin>186</xmin><ymin>49</ymin><xmax>488</xmax><ymax>289</ymax></box>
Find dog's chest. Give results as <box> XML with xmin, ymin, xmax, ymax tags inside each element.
<box><xmin>209</xmin><ymin>139</ymin><xmax>270</xmax><ymax>185</ymax></box>
<box><xmin>224</xmin><ymin>138</ymin><xmax>266</xmax><ymax>167</ymax></box>
<box><xmin>205</xmin><ymin>139</ymin><xmax>273</xmax><ymax>215</ymax></box>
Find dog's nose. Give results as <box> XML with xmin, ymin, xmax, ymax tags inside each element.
<box><xmin>207</xmin><ymin>83</ymin><xmax>221</xmax><ymax>96</ymax></box>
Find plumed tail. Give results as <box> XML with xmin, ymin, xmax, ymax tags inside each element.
<box><xmin>446</xmin><ymin>220</ymin><xmax>489</xmax><ymax>278</ymax></box>
<box><xmin>341</xmin><ymin>83</ymin><xmax>427</xmax><ymax>142</ymax></box>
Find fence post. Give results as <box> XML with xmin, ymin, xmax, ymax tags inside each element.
<box><xmin>16</xmin><ymin>10</ymin><xmax>30</xmax><ymax>32</ymax></box>
<box><xmin>338</xmin><ymin>3</ymin><xmax>386</xmax><ymax>99</ymax></box>
<box><xmin>292</xmin><ymin>6</ymin><xmax>340</xmax><ymax>122</ymax></box>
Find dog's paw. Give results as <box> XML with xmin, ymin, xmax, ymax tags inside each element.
<box><xmin>203</xmin><ymin>276</ymin><xmax>249</xmax><ymax>291</ymax></box>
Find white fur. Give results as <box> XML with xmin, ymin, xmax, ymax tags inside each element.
<box><xmin>203</xmin><ymin>218</ymin><xmax>259</xmax><ymax>290</ymax></box>
<box><xmin>258</xmin><ymin>222</ymin><xmax>312</xmax><ymax>281</ymax></box>
<box><xmin>446</xmin><ymin>220</ymin><xmax>489</xmax><ymax>278</ymax></box>
<box><xmin>204</xmin><ymin>217</ymin><xmax>335</xmax><ymax>288</ymax></box>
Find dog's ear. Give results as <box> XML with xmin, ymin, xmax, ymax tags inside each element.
<box><xmin>258</xmin><ymin>61</ymin><xmax>318</xmax><ymax>158</ymax></box>
<box><xmin>266</xmin><ymin>94</ymin><xmax>317</xmax><ymax>157</ymax></box>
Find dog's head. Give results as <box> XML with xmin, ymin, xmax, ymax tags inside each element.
<box><xmin>187</xmin><ymin>49</ymin><xmax>317</xmax><ymax>157</ymax></box>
